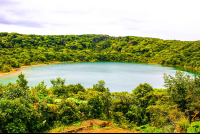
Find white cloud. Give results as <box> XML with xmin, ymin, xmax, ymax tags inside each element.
<box><xmin>0</xmin><ymin>0</ymin><xmax>200</xmax><ymax>41</ymax></box>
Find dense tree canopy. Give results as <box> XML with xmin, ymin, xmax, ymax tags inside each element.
<box><xmin>0</xmin><ymin>32</ymin><xmax>200</xmax><ymax>73</ymax></box>
<box><xmin>0</xmin><ymin>71</ymin><xmax>199</xmax><ymax>133</ymax></box>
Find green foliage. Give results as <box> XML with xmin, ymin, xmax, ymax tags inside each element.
<box><xmin>31</xmin><ymin>80</ymin><xmax>47</xmax><ymax>92</ymax></box>
<box><xmin>92</xmin><ymin>80</ymin><xmax>112</xmax><ymax>119</ymax></box>
<box><xmin>50</xmin><ymin>77</ymin><xmax>66</xmax><ymax>87</ymax></box>
<box><xmin>52</xmin><ymin>83</ymin><xmax>85</xmax><ymax>97</ymax></box>
<box><xmin>0</xmin><ymin>84</ymin><xmax>4</xmax><ymax>98</ymax></box>
<box><xmin>132</xmin><ymin>83</ymin><xmax>153</xmax><ymax>108</ymax></box>
<box><xmin>0</xmin><ymin>69</ymin><xmax>199</xmax><ymax>133</ymax></box>
<box><xmin>164</xmin><ymin>70</ymin><xmax>200</xmax><ymax>111</ymax></box>
<box><xmin>93</xmin><ymin>80</ymin><xmax>107</xmax><ymax>92</ymax></box>
<box><xmin>93</xmin><ymin>125</ymin><xmax>100</xmax><ymax>130</ymax></box>
<box><xmin>1</xmin><ymin>32</ymin><xmax>200</xmax><ymax>133</ymax></box>
<box><xmin>1</xmin><ymin>32</ymin><xmax>200</xmax><ymax>75</ymax></box>
<box><xmin>0</xmin><ymin>98</ymin><xmax>48</xmax><ymax>133</ymax></box>
<box><xmin>1</xmin><ymin>64</ymin><xmax>12</xmax><ymax>73</ymax></box>
<box><xmin>131</xmin><ymin>83</ymin><xmax>154</xmax><ymax>126</ymax></box>
<box><xmin>177</xmin><ymin>118</ymin><xmax>190</xmax><ymax>133</ymax></box>
<box><xmin>187</xmin><ymin>121</ymin><xmax>200</xmax><ymax>133</ymax></box>
<box><xmin>104</xmin><ymin>126</ymin><xmax>110</xmax><ymax>130</ymax></box>
<box><xmin>87</xmin><ymin>90</ymin><xmax>104</xmax><ymax>118</ymax></box>
<box><xmin>139</xmin><ymin>124</ymin><xmax>163</xmax><ymax>133</ymax></box>
<box><xmin>2</xmin><ymin>83</ymin><xmax>28</xmax><ymax>99</ymax></box>
<box><xmin>16</xmin><ymin>73</ymin><xmax>29</xmax><ymax>90</ymax></box>
<box><xmin>112</xmin><ymin>112</ymin><xmax>129</xmax><ymax>127</ymax></box>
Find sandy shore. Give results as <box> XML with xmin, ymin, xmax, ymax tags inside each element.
<box><xmin>0</xmin><ymin>61</ymin><xmax>73</xmax><ymax>78</ymax></box>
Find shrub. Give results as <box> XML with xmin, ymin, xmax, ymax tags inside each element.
<box><xmin>140</xmin><ymin>124</ymin><xmax>163</xmax><ymax>133</ymax></box>
<box><xmin>2</xmin><ymin>83</ymin><xmax>28</xmax><ymax>100</ymax></box>
<box><xmin>177</xmin><ymin>117</ymin><xmax>190</xmax><ymax>133</ymax></box>
<box><xmin>187</xmin><ymin>121</ymin><xmax>200</xmax><ymax>133</ymax></box>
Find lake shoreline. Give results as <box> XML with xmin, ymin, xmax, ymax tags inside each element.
<box><xmin>0</xmin><ymin>61</ymin><xmax>197</xmax><ymax>91</ymax></box>
<box><xmin>0</xmin><ymin>61</ymin><xmax>74</xmax><ymax>78</ymax></box>
<box><xmin>0</xmin><ymin>61</ymin><xmax>199</xmax><ymax>78</ymax></box>
<box><xmin>148</xmin><ymin>62</ymin><xmax>199</xmax><ymax>73</ymax></box>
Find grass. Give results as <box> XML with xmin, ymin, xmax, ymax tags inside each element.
<box><xmin>104</xmin><ymin>126</ymin><xmax>111</xmax><ymax>130</ymax></box>
<box><xmin>92</xmin><ymin>125</ymin><xmax>100</xmax><ymax>130</ymax></box>
<box><xmin>43</xmin><ymin>120</ymin><xmax>83</xmax><ymax>133</ymax></box>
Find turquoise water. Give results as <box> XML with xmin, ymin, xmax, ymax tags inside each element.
<box><xmin>0</xmin><ymin>62</ymin><xmax>197</xmax><ymax>93</ymax></box>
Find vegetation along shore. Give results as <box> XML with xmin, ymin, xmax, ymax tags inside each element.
<box><xmin>0</xmin><ymin>32</ymin><xmax>200</xmax><ymax>74</ymax></box>
<box><xmin>0</xmin><ymin>32</ymin><xmax>200</xmax><ymax>133</ymax></box>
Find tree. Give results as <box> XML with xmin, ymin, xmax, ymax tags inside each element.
<box><xmin>16</xmin><ymin>73</ymin><xmax>29</xmax><ymax>90</ymax></box>
<box><xmin>92</xmin><ymin>80</ymin><xmax>111</xmax><ymax>119</ymax></box>
<box><xmin>87</xmin><ymin>91</ymin><xmax>104</xmax><ymax>118</ymax></box>
<box><xmin>93</xmin><ymin>80</ymin><xmax>107</xmax><ymax>92</ymax></box>
<box><xmin>163</xmin><ymin>70</ymin><xmax>198</xmax><ymax>112</ymax></box>
<box><xmin>131</xmin><ymin>83</ymin><xmax>154</xmax><ymax>125</ymax></box>
<box><xmin>132</xmin><ymin>83</ymin><xmax>153</xmax><ymax>108</ymax></box>
<box><xmin>102</xmin><ymin>87</ymin><xmax>111</xmax><ymax>119</ymax></box>
<box><xmin>50</xmin><ymin>77</ymin><xmax>66</xmax><ymax>87</ymax></box>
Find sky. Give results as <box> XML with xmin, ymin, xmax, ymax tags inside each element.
<box><xmin>0</xmin><ymin>0</ymin><xmax>200</xmax><ymax>41</ymax></box>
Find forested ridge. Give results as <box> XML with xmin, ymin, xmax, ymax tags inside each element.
<box><xmin>0</xmin><ymin>32</ymin><xmax>200</xmax><ymax>73</ymax></box>
<box><xmin>0</xmin><ymin>32</ymin><xmax>200</xmax><ymax>133</ymax></box>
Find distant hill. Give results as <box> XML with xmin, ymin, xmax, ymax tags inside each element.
<box><xmin>0</xmin><ymin>32</ymin><xmax>200</xmax><ymax>73</ymax></box>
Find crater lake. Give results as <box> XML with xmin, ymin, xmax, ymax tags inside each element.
<box><xmin>0</xmin><ymin>62</ymin><xmax>197</xmax><ymax>93</ymax></box>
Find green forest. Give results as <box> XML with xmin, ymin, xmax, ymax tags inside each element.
<box><xmin>0</xmin><ymin>32</ymin><xmax>200</xmax><ymax>73</ymax></box>
<box><xmin>0</xmin><ymin>71</ymin><xmax>200</xmax><ymax>133</ymax></box>
<box><xmin>0</xmin><ymin>32</ymin><xmax>200</xmax><ymax>133</ymax></box>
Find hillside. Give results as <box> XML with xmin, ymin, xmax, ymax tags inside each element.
<box><xmin>0</xmin><ymin>32</ymin><xmax>200</xmax><ymax>133</ymax></box>
<box><xmin>0</xmin><ymin>32</ymin><xmax>200</xmax><ymax>73</ymax></box>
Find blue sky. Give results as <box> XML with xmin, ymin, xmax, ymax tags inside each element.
<box><xmin>0</xmin><ymin>0</ymin><xmax>200</xmax><ymax>41</ymax></box>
